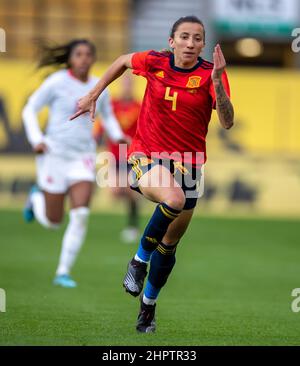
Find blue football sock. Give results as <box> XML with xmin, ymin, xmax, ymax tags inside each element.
<box><xmin>135</xmin><ymin>202</ymin><xmax>181</xmax><ymax>263</ymax></box>
<box><xmin>144</xmin><ymin>242</ymin><xmax>177</xmax><ymax>302</ymax></box>
<box><xmin>144</xmin><ymin>280</ymin><xmax>161</xmax><ymax>300</ymax></box>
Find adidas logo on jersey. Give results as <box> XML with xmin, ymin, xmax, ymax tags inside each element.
<box><xmin>155</xmin><ymin>71</ymin><xmax>164</xmax><ymax>78</ymax></box>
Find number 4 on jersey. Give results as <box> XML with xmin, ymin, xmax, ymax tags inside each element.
<box><xmin>164</xmin><ymin>87</ymin><xmax>178</xmax><ymax>111</ymax></box>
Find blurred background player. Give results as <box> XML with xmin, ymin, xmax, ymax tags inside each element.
<box><xmin>93</xmin><ymin>73</ymin><xmax>140</xmax><ymax>243</ymax></box>
<box><xmin>108</xmin><ymin>73</ymin><xmax>141</xmax><ymax>243</ymax></box>
<box><xmin>22</xmin><ymin>39</ymin><xmax>125</xmax><ymax>288</ymax></box>
<box><xmin>70</xmin><ymin>16</ymin><xmax>233</xmax><ymax>332</ymax></box>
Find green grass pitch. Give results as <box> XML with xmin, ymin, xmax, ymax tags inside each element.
<box><xmin>0</xmin><ymin>209</ymin><xmax>300</xmax><ymax>345</ymax></box>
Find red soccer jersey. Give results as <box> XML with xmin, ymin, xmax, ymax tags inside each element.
<box><xmin>108</xmin><ymin>99</ymin><xmax>140</xmax><ymax>161</ymax></box>
<box><xmin>129</xmin><ymin>50</ymin><xmax>230</xmax><ymax>166</ymax></box>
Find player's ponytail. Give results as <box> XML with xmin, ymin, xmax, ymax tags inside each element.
<box><xmin>170</xmin><ymin>16</ymin><xmax>205</xmax><ymax>42</ymax></box>
<box><xmin>37</xmin><ymin>39</ymin><xmax>96</xmax><ymax>69</ymax></box>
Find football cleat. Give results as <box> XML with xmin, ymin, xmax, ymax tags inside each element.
<box><xmin>123</xmin><ymin>258</ymin><xmax>147</xmax><ymax>297</ymax></box>
<box><xmin>136</xmin><ymin>297</ymin><xmax>156</xmax><ymax>333</ymax></box>
<box><xmin>53</xmin><ymin>274</ymin><xmax>77</xmax><ymax>288</ymax></box>
<box><xmin>23</xmin><ymin>184</ymin><xmax>40</xmax><ymax>222</ymax></box>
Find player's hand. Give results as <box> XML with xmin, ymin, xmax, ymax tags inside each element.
<box><xmin>33</xmin><ymin>142</ymin><xmax>48</xmax><ymax>154</ymax></box>
<box><xmin>69</xmin><ymin>93</ymin><xmax>96</xmax><ymax>122</ymax></box>
<box><xmin>212</xmin><ymin>44</ymin><xmax>226</xmax><ymax>82</ymax></box>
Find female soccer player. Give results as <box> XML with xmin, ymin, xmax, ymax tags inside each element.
<box><xmin>23</xmin><ymin>39</ymin><xmax>125</xmax><ymax>288</ymax></box>
<box><xmin>70</xmin><ymin>16</ymin><xmax>234</xmax><ymax>332</ymax></box>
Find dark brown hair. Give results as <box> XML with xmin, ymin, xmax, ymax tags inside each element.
<box><xmin>38</xmin><ymin>39</ymin><xmax>96</xmax><ymax>68</ymax></box>
<box><xmin>170</xmin><ymin>16</ymin><xmax>205</xmax><ymax>42</ymax></box>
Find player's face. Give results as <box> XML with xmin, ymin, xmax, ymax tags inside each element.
<box><xmin>169</xmin><ymin>22</ymin><xmax>205</xmax><ymax>67</ymax></box>
<box><xmin>69</xmin><ymin>44</ymin><xmax>95</xmax><ymax>76</ymax></box>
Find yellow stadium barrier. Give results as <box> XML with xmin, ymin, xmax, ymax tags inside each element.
<box><xmin>0</xmin><ymin>61</ymin><xmax>299</xmax><ymax>217</ymax></box>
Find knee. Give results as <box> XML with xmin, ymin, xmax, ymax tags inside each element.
<box><xmin>69</xmin><ymin>206</ymin><xmax>90</xmax><ymax>226</ymax></box>
<box><xmin>46</xmin><ymin>213</ymin><xmax>63</xmax><ymax>226</ymax></box>
<box><xmin>164</xmin><ymin>189</ymin><xmax>186</xmax><ymax>211</ymax></box>
<box><xmin>44</xmin><ymin>216</ymin><xmax>62</xmax><ymax>230</ymax></box>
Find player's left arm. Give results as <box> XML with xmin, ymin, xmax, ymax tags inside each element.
<box><xmin>212</xmin><ymin>44</ymin><xmax>234</xmax><ymax>130</ymax></box>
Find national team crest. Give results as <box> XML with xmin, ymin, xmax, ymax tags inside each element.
<box><xmin>186</xmin><ymin>76</ymin><xmax>201</xmax><ymax>88</ymax></box>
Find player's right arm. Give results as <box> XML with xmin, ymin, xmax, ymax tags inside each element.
<box><xmin>70</xmin><ymin>53</ymin><xmax>134</xmax><ymax>121</ymax></box>
<box><xmin>22</xmin><ymin>75</ymin><xmax>55</xmax><ymax>153</ymax></box>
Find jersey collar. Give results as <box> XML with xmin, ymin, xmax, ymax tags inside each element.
<box><xmin>169</xmin><ymin>53</ymin><xmax>203</xmax><ymax>73</ymax></box>
<box><xmin>67</xmin><ymin>69</ymin><xmax>90</xmax><ymax>84</ymax></box>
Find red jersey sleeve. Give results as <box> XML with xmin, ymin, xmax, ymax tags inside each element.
<box><xmin>131</xmin><ymin>50</ymin><xmax>152</xmax><ymax>77</ymax></box>
<box><xmin>209</xmin><ymin>70</ymin><xmax>231</xmax><ymax>109</ymax></box>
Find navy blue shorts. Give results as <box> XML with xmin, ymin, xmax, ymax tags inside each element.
<box><xmin>128</xmin><ymin>154</ymin><xmax>202</xmax><ymax>210</ymax></box>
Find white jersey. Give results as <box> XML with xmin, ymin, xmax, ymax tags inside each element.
<box><xmin>22</xmin><ymin>69</ymin><xmax>124</xmax><ymax>159</ymax></box>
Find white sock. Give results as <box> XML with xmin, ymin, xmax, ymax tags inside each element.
<box><xmin>31</xmin><ymin>191</ymin><xmax>60</xmax><ymax>229</ymax></box>
<box><xmin>56</xmin><ymin>207</ymin><xmax>90</xmax><ymax>276</ymax></box>
<box><xmin>134</xmin><ymin>254</ymin><xmax>148</xmax><ymax>264</ymax></box>
<box><xmin>143</xmin><ymin>294</ymin><xmax>156</xmax><ymax>305</ymax></box>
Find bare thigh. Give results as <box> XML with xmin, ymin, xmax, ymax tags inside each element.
<box><xmin>44</xmin><ymin>191</ymin><xmax>65</xmax><ymax>224</ymax></box>
<box><xmin>138</xmin><ymin>164</ymin><xmax>186</xmax><ymax>210</ymax></box>
<box><xmin>68</xmin><ymin>181</ymin><xmax>94</xmax><ymax>209</ymax></box>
